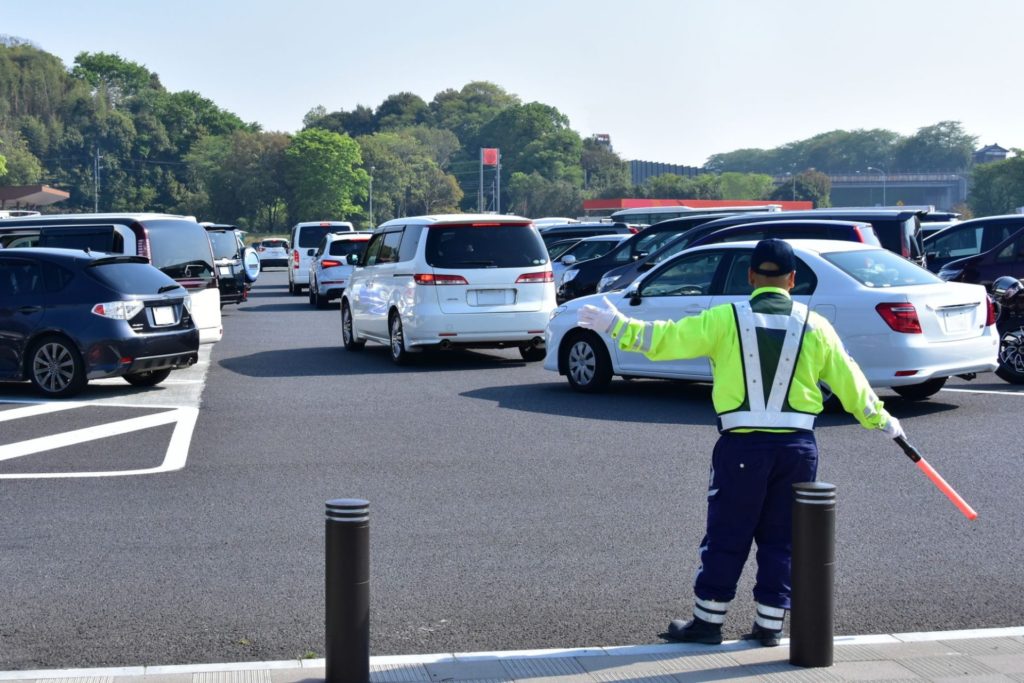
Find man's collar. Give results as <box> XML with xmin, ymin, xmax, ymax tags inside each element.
<box><xmin>750</xmin><ymin>286</ymin><xmax>792</xmax><ymax>299</ymax></box>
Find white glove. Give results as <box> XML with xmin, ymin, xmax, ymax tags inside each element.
<box><xmin>577</xmin><ymin>296</ymin><xmax>626</xmax><ymax>333</ymax></box>
<box><xmin>880</xmin><ymin>415</ymin><xmax>905</xmax><ymax>440</ymax></box>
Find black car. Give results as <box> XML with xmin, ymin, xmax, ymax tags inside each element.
<box><xmin>590</xmin><ymin>208</ymin><xmax>927</xmax><ymax>297</ymax></box>
<box><xmin>202</xmin><ymin>224</ymin><xmax>261</xmax><ymax>306</ymax></box>
<box><xmin>554</xmin><ymin>212</ymin><xmax>756</xmax><ymax>302</ymax></box>
<box><xmin>0</xmin><ymin>249</ymin><xmax>199</xmax><ymax>397</ymax></box>
<box><xmin>538</xmin><ymin>222</ymin><xmax>636</xmax><ymax>249</ymax></box>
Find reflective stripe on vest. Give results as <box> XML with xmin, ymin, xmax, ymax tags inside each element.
<box><xmin>718</xmin><ymin>300</ymin><xmax>814</xmax><ymax>431</ymax></box>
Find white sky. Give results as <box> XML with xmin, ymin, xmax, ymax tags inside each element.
<box><xmin>2</xmin><ymin>0</ymin><xmax>1019</xmax><ymax>167</ymax></box>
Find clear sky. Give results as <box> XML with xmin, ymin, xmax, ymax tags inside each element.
<box><xmin>2</xmin><ymin>0</ymin><xmax>1019</xmax><ymax>167</ymax></box>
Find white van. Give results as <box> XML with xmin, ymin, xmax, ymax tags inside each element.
<box><xmin>340</xmin><ymin>214</ymin><xmax>556</xmax><ymax>364</ymax></box>
<box><xmin>287</xmin><ymin>221</ymin><xmax>355</xmax><ymax>294</ymax></box>
<box><xmin>0</xmin><ymin>214</ymin><xmax>223</xmax><ymax>344</ymax></box>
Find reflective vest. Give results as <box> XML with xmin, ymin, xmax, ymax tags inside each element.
<box><xmin>717</xmin><ymin>300</ymin><xmax>815</xmax><ymax>431</ymax></box>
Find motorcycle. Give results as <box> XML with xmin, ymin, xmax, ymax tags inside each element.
<box><xmin>991</xmin><ymin>276</ymin><xmax>1024</xmax><ymax>384</ymax></box>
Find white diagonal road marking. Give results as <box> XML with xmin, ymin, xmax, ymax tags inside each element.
<box><xmin>0</xmin><ymin>402</ymin><xmax>85</xmax><ymax>422</ymax></box>
<box><xmin>0</xmin><ymin>409</ymin><xmax>181</xmax><ymax>462</ymax></box>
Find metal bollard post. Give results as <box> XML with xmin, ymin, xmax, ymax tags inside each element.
<box><xmin>789</xmin><ymin>482</ymin><xmax>836</xmax><ymax>668</ymax></box>
<box><xmin>325</xmin><ymin>499</ymin><xmax>370</xmax><ymax>683</ymax></box>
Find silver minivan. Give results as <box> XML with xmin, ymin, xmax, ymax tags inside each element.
<box><xmin>340</xmin><ymin>214</ymin><xmax>556</xmax><ymax>364</ymax></box>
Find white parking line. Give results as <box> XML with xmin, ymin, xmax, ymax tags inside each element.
<box><xmin>942</xmin><ymin>387</ymin><xmax>1024</xmax><ymax>396</ymax></box>
<box><xmin>0</xmin><ymin>401</ymin><xmax>84</xmax><ymax>422</ymax></box>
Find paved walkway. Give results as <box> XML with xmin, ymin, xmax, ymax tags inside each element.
<box><xmin>3</xmin><ymin>627</ymin><xmax>1024</xmax><ymax>683</ymax></box>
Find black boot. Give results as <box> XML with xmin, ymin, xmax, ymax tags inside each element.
<box><xmin>742</xmin><ymin>623</ymin><xmax>782</xmax><ymax>647</ymax></box>
<box><xmin>661</xmin><ymin>617</ymin><xmax>723</xmax><ymax>645</ymax></box>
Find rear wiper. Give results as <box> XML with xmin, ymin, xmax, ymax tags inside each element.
<box><xmin>456</xmin><ymin>259</ymin><xmax>497</xmax><ymax>266</ymax></box>
<box><xmin>158</xmin><ymin>284</ymin><xmax>181</xmax><ymax>294</ymax></box>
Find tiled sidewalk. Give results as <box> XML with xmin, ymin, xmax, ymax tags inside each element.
<box><xmin>3</xmin><ymin>627</ymin><xmax>1024</xmax><ymax>683</ymax></box>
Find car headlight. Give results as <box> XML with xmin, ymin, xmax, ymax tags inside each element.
<box><xmin>938</xmin><ymin>268</ymin><xmax>962</xmax><ymax>281</ymax></box>
<box><xmin>560</xmin><ymin>269</ymin><xmax>580</xmax><ymax>286</ymax></box>
<box><xmin>597</xmin><ymin>275</ymin><xmax>619</xmax><ymax>292</ymax></box>
<box><xmin>549</xmin><ymin>305</ymin><xmax>568</xmax><ymax>322</ymax></box>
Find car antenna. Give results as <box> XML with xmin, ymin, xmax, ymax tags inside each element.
<box><xmin>84</xmin><ymin>247</ymin><xmax>91</xmax><ymax>254</ymax></box>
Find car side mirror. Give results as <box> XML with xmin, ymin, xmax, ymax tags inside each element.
<box><xmin>561</xmin><ymin>254</ymin><xmax>576</xmax><ymax>265</ymax></box>
<box><xmin>307</xmin><ymin>248</ymin><xmax>316</xmax><ymax>256</ymax></box>
<box><xmin>347</xmin><ymin>253</ymin><xmax>360</xmax><ymax>265</ymax></box>
<box><xmin>627</xmin><ymin>290</ymin><xmax>642</xmax><ymax>306</ymax></box>
<box><xmin>638</xmin><ymin>261</ymin><xmax>655</xmax><ymax>272</ymax></box>
<box><xmin>633</xmin><ymin>251</ymin><xmax>649</xmax><ymax>261</ymax></box>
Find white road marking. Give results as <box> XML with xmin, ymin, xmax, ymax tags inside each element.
<box><xmin>942</xmin><ymin>387</ymin><xmax>1024</xmax><ymax>396</ymax></box>
<box><xmin>0</xmin><ymin>401</ymin><xmax>85</xmax><ymax>422</ymax></box>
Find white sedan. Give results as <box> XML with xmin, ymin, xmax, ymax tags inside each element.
<box><xmin>544</xmin><ymin>239</ymin><xmax>999</xmax><ymax>400</ymax></box>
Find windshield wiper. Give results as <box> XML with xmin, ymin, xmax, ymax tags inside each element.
<box><xmin>456</xmin><ymin>259</ymin><xmax>497</xmax><ymax>266</ymax></box>
<box><xmin>157</xmin><ymin>284</ymin><xmax>181</xmax><ymax>294</ymax></box>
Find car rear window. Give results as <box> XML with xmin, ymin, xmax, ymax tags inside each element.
<box><xmin>328</xmin><ymin>240</ymin><xmax>369</xmax><ymax>257</ymax></box>
<box><xmin>88</xmin><ymin>261</ymin><xmax>183</xmax><ymax>294</ymax></box>
<box><xmin>298</xmin><ymin>226</ymin><xmax>332</xmax><ymax>248</ymax></box>
<box><xmin>207</xmin><ymin>231</ymin><xmax>239</xmax><ymax>259</ymax></box>
<box><xmin>426</xmin><ymin>224</ymin><xmax>548</xmax><ymax>268</ymax></box>
<box><xmin>144</xmin><ymin>219</ymin><xmax>216</xmax><ymax>281</ymax></box>
<box><xmin>824</xmin><ymin>249</ymin><xmax>940</xmax><ymax>288</ymax></box>
<box><xmin>38</xmin><ymin>227</ymin><xmax>123</xmax><ymax>253</ymax></box>
<box><xmin>262</xmin><ymin>240</ymin><xmax>286</xmax><ymax>248</ymax></box>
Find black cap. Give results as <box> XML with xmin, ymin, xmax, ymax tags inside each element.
<box><xmin>750</xmin><ymin>238</ymin><xmax>795</xmax><ymax>276</ymax></box>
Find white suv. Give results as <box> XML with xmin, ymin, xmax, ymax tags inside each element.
<box><xmin>340</xmin><ymin>214</ymin><xmax>555</xmax><ymax>364</ymax></box>
<box><xmin>288</xmin><ymin>221</ymin><xmax>354</xmax><ymax>294</ymax></box>
<box><xmin>308</xmin><ymin>232</ymin><xmax>371</xmax><ymax>308</ymax></box>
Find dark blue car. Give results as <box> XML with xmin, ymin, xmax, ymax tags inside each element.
<box><xmin>0</xmin><ymin>248</ymin><xmax>199</xmax><ymax>397</ymax></box>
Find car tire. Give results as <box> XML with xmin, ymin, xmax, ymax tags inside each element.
<box><xmin>893</xmin><ymin>377</ymin><xmax>947</xmax><ymax>401</ymax></box>
<box><xmin>996</xmin><ymin>329</ymin><xmax>1024</xmax><ymax>384</ymax></box>
<box><xmin>28</xmin><ymin>335</ymin><xmax>87</xmax><ymax>398</ymax></box>
<box><xmin>562</xmin><ymin>330</ymin><xmax>612</xmax><ymax>392</ymax></box>
<box><xmin>123</xmin><ymin>368</ymin><xmax>173</xmax><ymax>387</ymax></box>
<box><xmin>519</xmin><ymin>344</ymin><xmax>546</xmax><ymax>362</ymax></box>
<box><xmin>389</xmin><ymin>312</ymin><xmax>412</xmax><ymax>365</ymax></box>
<box><xmin>341</xmin><ymin>302</ymin><xmax>365</xmax><ymax>351</ymax></box>
<box><xmin>308</xmin><ymin>281</ymin><xmax>316</xmax><ymax>306</ymax></box>
<box><xmin>287</xmin><ymin>279</ymin><xmax>295</xmax><ymax>295</ymax></box>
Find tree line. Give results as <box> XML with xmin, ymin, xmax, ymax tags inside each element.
<box><xmin>1</xmin><ymin>36</ymin><xmax>1022</xmax><ymax>227</ymax></box>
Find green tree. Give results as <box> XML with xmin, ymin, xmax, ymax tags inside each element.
<box><xmin>893</xmin><ymin>121</ymin><xmax>977</xmax><ymax>172</ymax></box>
<box><xmin>284</xmin><ymin>128</ymin><xmax>368</xmax><ymax>221</ymax></box>
<box><xmin>428</xmin><ymin>81</ymin><xmax>519</xmax><ymax>143</ymax></box>
<box><xmin>770</xmin><ymin>169</ymin><xmax>831</xmax><ymax>207</ymax></box>
<box><xmin>71</xmin><ymin>52</ymin><xmax>156</xmax><ymax>107</ymax></box>
<box><xmin>581</xmin><ymin>137</ymin><xmax>630</xmax><ymax>196</ymax></box>
<box><xmin>375</xmin><ymin>92</ymin><xmax>429</xmax><ymax>130</ymax></box>
<box><xmin>507</xmin><ymin>171</ymin><xmax>581</xmax><ymax>217</ymax></box>
<box><xmin>969</xmin><ymin>155</ymin><xmax>1024</xmax><ymax>216</ymax></box>
<box><xmin>719</xmin><ymin>172</ymin><xmax>775</xmax><ymax>200</ymax></box>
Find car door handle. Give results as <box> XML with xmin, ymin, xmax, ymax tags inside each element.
<box><xmin>18</xmin><ymin>306</ymin><xmax>42</xmax><ymax>314</ymax></box>
<box><xmin>681</xmin><ymin>305</ymin><xmax>705</xmax><ymax>314</ymax></box>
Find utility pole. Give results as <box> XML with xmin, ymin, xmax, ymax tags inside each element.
<box><xmin>495</xmin><ymin>151</ymin><xmax>501</xmax><ymax>214</ymax></box>
<box><xmin>94</xmin><ymin>146</ymin><xmax>101</xmax><ymax>213</ymax></box>
<box><xmin>368</xmin><ymin>166</ymin><xmax>375</xmax><ymax>228</ymax></box>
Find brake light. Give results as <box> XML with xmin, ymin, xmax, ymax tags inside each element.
<box><xmin>321</xmin><ymin>259</ymin><xmax>343</xmax><ymax>268</ymax></box>
<box><xmin>136</xmin><ymin>238</ymin><xmax>149</xmax><ymax>260</ymax></box>
<box><xmin>516</xmin><ymin>271</ymin><xmax>554</xmax><ymax>283</ymax></box>
<box><xmin>292</xmin><ymin>250</ymin><xmax>300</xmax><ymax>268</ymax></box>
<box><xmin>414</xmin><ymin>273</ymin><xmax>469</xmax><ymax>285</ymax></box>
<box><xmin>92</xmin><ymin>301</ymin><xmax>145</xmax><ymax>320</ymax></box>
<box><xmin>986</xmin><ymin>296</ymin><xmax>996</xmax><ymax>326</ymax></box>
<box><xmin>853</xmin><ymin>226</ymin><xmax>865</xmax><ymax>242</ymax></box>
<box><xmin>876</xmin><ymin>302</ymin><xmax>922</xmax><ymax>333</ymax></box>
<box><xmin>628</xmin><ymin>226</ymin><xmax>640</xmax><ymax>233</ymax></box>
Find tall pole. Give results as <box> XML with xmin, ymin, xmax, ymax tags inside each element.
<box><xmin>495</xmin><ymin>151</ymin><xmax>501</xmax><ymax>214</ymax></box>
<box><xmin>368</xmin><ymin>166</ymin><xmax>374</xmax><ymax>228</ymax></box>
<box><xmin>478</xmin><ymin>148</ymin><xmax>484</xmax><ymax>212</ymax></box>
<box><xmin>867</xmin><ymin>166</ymin><xmax>887</xmax><ymax>206</ymax></box>
<box><xmin>94</xmin><ymin>146</ymin><xmax>100</xmax><ymax>213</ymax></box>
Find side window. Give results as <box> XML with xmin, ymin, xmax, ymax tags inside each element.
<box><xmin>0</xmin><ymin>259</ymin><xmax>43</xmax><ymax>296</ymax></box>
<box><xmin>362</xmin><ymin>234</ymin><xmax>385</xmax><ymax>266</ymax></box>
<box><xmin>398</xmin><ymin>225</ymin><xmax>422</xmax><ymax>262</ymax></box>
<box><xmin>315</xmin><ymin>237</ymin><xmax>328</xmax><ymax>257</ymax></box>
<box><xmin>996</xmin><ymin>234</ymin><xmax>1024</xmax><ymax>262</ymax></box>
<box><xmin>639</xmin><ymin>251</ymin><xmax>724</xmax><ymax>298</ymax></box>
<box><xmin>720</xmin><ymin>252</ymin><xmax>818</xmax><ymax>296</ymax></box>
<box><xmin>932</xmin><ymin>226</ymin><xmax>982</xmax><ymax>258</ymax></box>
<box><xmin>378</xmin><ymin>230</ymin><xmax>404</xmax><ymax>264</ymax></box>
<box><xmin>41</xmin><ymin>262</ymin><xmax>73</xmax><ymax>292</ymax></box>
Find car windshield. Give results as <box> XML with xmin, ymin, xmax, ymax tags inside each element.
<box><xmin>547</xmin><ymin>240</ymin><xmax>581</xmax><ymax>259</ymax></box>
<box><xmin>207</xmin><ymin>231</ymin><xmax>239</xmax><ymax>259</ymax></box>
<box><xmin>145</xmin><ymin>219</ymin><xmax>216</xmax><ymax>280</ymax></box>
<box><xmin>88</xmin><ymin>261</ymin><xmax>183</xmax><ymax>294</ymax></box>
<box><xmin>564</xmin><ymin>239</ymin><xmax>623</xmax><ymax>261</ymax></box>
<box><xmin>426</xmin><ymin>224</ymin><xmax>548</xmax><ymax>268</ymax></box>
<box><xmin>328</xmin><ymin>240</ymin><xmax>368</xmax><ymax>257</ymax></box>
<box><xmin>298</xmin><ymin>226</ymin><xmax>332</xmax><ymax>248</ymax></box>
<box><xmin>824</xmin><ymin>249</ymin><xmax>940</xmax><ymax>288</ymax></box>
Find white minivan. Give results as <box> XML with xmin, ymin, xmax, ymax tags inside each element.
<box><xmin>340</xmin><ymin>214</ymin><xmax>556</xmax><ymax>364</ymax></box>
<box><xmin>287</xmin><ymin>221</ymin><xmax>355</xmax><ymax>294</ymax></box>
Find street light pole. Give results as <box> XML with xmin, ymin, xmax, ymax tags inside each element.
<box><xmin>867</xmin><ymin>166</ymin><xmax>887</xmax><ymax>206</ymax></box>
<box><xmin>368</xmin><ymin>166</ymin><xmax>375</xmax><ymax>228</ymax></box>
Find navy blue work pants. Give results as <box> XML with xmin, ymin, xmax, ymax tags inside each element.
<box><xmin>694</xmin><ymin>430</ymin><xmax>818</xmax><ymax>609</ymax></box>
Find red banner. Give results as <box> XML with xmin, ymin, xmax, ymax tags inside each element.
<box><xmin>481</xmin><ymin>148</ymin><xmax>499</xmax><ymax>166</ymax></box>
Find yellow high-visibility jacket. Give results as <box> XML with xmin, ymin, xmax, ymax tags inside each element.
<box><xmin>609</xmin><ymin>286</ymin><xmax>891</xmax><ymax>432</ymax></box>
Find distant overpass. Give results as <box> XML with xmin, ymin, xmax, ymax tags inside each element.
<box><xmin>776</xmin><ymin>173</ymin><xmax>969</xmax><ymax>210</ymax></box>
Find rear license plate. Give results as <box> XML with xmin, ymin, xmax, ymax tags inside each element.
<box><xmin>152</xmin><ymin>306</ymin><xmax>176</xmax><ymax>326</ymax></box>
<box><xmin>219</xmin><ymin>266</ymin><xmax>232</xmax><ymax>277</ymax></box>
<box><xmin>943</xmin><ymin>308</ymin><xmax>971</xmax><ymax>332</ymax></box>
<box><xmin>472</xmin><ymin>289</ymin><xmax>513</xmax><ymax>305</ymax></box>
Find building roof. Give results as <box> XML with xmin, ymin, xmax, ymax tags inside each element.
<box><xmin>0</xmin><ymin>184</ymin><xmax>70</xmax><ymax>208</ymax></box>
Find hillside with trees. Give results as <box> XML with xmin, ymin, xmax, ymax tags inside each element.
<box><xmin>0</xmin><ymin>36</ymin><xmax>1019</xmax><ymax>224</ymax></box>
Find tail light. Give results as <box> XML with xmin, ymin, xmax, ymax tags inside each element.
<box><xmin>292</xmin><ymin>250</ymin><xmax>300</xmax><ymax>269</ymax></box>
<box><xmin>876</xmin><ymin>302</ymin><xmax>922</xmax><ymax>333</ymax></box>
<box><xmin>92</xmin><ymin>301</ymin><xmax>145</xmax><ymax>320</ymax></box>
<box><xmin>516</xmin><ymin>271</ymin><xmax>554</xmax><ymax>283</ymax></box>
<box><xmin>628</xmin><ymin>226</ymin><xmax>640</xmax><ymax>234</ymax></box>
<box><xmin>321</xmin><ymin>259</ymin><xmax>343</xmax><ymax>268</ymax></box>
<box><xmin>414</xmin><ymin>273</ymin><xmax>469</xmax><ymax>285</ymax></box>
<box><xmin>986</xmin><ymin>296</ymin><xmax>996</xmax><ymax>326</ymax></box>
<box><xmin>136</xmin><ymin>238</ymin><xmax>150</xmax><ymax>260</ymax></box>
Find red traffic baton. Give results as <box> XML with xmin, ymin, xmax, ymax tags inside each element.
<box><xmin>894</xmin><ymin>436</ymin><xmax>978</xmax><ymax>521</ymax></box>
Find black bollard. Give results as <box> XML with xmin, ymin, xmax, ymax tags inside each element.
<box><xmin>325</xmin><ymin>499</ymin><xmax>370</xmax><ymax>683</ymax></box>
<box><xmin>789</xmin><ymin>482</ymin><xmax>836</xmax><ymax>668</ymax></box>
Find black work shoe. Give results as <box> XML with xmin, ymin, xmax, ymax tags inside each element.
<box><xmin>660</xmin><ymin>617</ymin><xmax>723</xmax><ymax>645</ymax></box>
<box><xmin>742</xmin><ymin>623</ymin><xmax>782</xmax><ymax>647</ymax></box>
